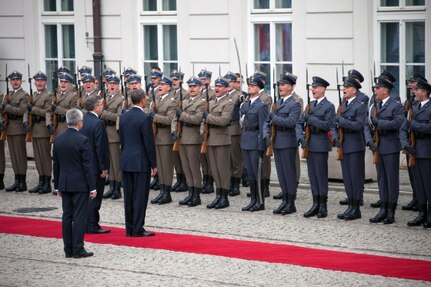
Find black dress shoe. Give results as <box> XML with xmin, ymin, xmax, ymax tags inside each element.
<box><xmin>65</xmin><ymin>252</ymin><xmax>72</xmax><ymax>258</ymax></box>
<box><xmin>273</xmin><ymin>191</ymin><xmax>283</xmax><ymax>200</ymax></box>
<box><xmin>87</xmin><ymin>228</ymin><xmax>111</xmax><ymax>234</ymax></box>
<box><xmin>73</xmin><ymin>249</ymin><xmax>94</xmax><ymax>258</ymax></box>
<box><xmin>131</xmin><ymin>230</ymin><xmax>155</xmax><ymax>237</ymax></box>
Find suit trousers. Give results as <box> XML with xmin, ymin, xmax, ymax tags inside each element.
<box><xmin>243</xmin><ymin>149</ymin><xmax>259</xmax><ymax>181</ymax></box>
<box><xmin>156</xmin><ymin>144</ymin><xmax>174</xmax><ymax>186</ymax></box>
<box><xmin>230</xmin><ymin>135</ymin><xmax>243</xmax><ymax>178</ymax></box>
<box><xmin>122</xmin><ymin>171</ymin><xmax>151</xmax><ymax>235</ymax></box>
<box><xmin>0</xmin><ymin>140</ymin><xmax>5</xmax><ymax>174</ymax></box>
<box><xmin>207</xmin><ymin>145</ymin><xmax>231</xmax><ymax>190</ymax></box>
<box><xmin>87</xmin><ymin>175</ymin><xmax>106</xmax><ymax>232</ymax></box>
<box><xmin>412</xmin><ymin>158</ymin><xmax>431</xmax><ymax>204</ymax></box>
<box><xmin>62</xmin><ymin>191</ymin><xmax>88</xmax><ymax>254</ymax></box>
<box><xmin>179</xmin><ymin>144</ymin><xmax>202</xmax><ymax>188</ymax></box>
<box><xmin>7</xmin><ymin>134</ymin><xmax>27</xmax><ymax>174</ymax></box>
<box><xmin>274</xmin><ymin>148</ymin><xmax>297</xmax><ymax>196</ymax></box>
<box><xmin>340</xmin><ymin>151</ymin><xmax>365</xmax><ymax>200</ymax></box>
<box><xmin>108</xmin><ymin>142</ymin><xmax>122</xmax><ymax>181</ymax></box>
<box><xmin>307</xmin><ymin>152</ymin><xmax>329</xmax><ymax>197</ymax></box>
<box><xmin>32</xmin><ymin>137</ymin><xmax>52</xmax><ymax>176</ymax></box>
<box><xmin>376</xmin><ymin>152</ymin><xmax>400</xmax><ymax>204</ymax></box>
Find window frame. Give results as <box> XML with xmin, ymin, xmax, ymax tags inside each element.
<box><xmin>378</xmin><ymin>0</ymin><xmax>426</xmax><ymax>11</ymax></box>
<box><xmin>141</xmin><ymin>0</ymin><xmax>177</xmax><ymax>15</ymax></box>
<box><xmin>251</xmin><ymin>0</ymin><xmax>292</xmax><ymax>13</ymax></box>
<box><xmin>42</xmin><ymin>0</ymin><xmax>74</xmax><ymax>15</ymax></box>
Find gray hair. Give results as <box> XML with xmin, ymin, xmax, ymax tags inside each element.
<box><xmin>66</xmin><ymin>108</ymin><xmax>83</xmax><ymax>127</ymax></box>
<box><xmin>130</xmin><ymin>89</ymin><xmax>146</xmax><ymax>105</ymax></box>
<box><xmin>85</xmin><ymin>95</ymin><xmax>102</xmax><ymax>111</ymax></box>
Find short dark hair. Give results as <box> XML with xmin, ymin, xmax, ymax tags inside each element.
<box><xmin>85</xmin><ymin>95</ymin><xmax>102</xmax><ymax>111</ymax></box>
<box><xmin>130</xmin><ymin>89</ymin><xmax>146</xmax><ymax>105</ymax></box>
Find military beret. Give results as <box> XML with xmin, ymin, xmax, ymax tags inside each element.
<box><xmin>408</xmin><ymin>72</ymin><xmax>427</xmax><ymax>83</ymax></box>
<box><xmin>347</xmin><ymin>69</ymin><xmax>364</xmax><ymax>83</ymax></box>
<box><xmin>224</xmin><ymin>72</ymin><xmax>237</xmax><ymax>82</ymax></box>
<box><xmin>128</xmin><ymin>74</ymin><xmax>142</xmax><ymax>83</ymax></box>
<box><xmin>82</xmin><ymin>74</ymin><xmax>95</xmax><ymax>82</ymax></box>
<box><xmin>373</xmin><ymin>76</ymin><xmax>394</xmax><ymax>90</ymax></box>
<box><xmin>415</xmin><ymin>78</ymin><xmax>431</xmax><ymax>93</ymax></box>
<box><xmin>343</xmin><ymin>76</ymin><xmax>361</xmax><ymax>90</ymax></box>
<box><xmin>123</xmin><ymin>67</ymin><xmax>137</xmax><ymax>77</ymax></box>
<box><xmin>247</xmin><ymin>76</ymin><xmax>265</xmax><ymax>89</ymax></box>
<box><xmin>278</xmin><ymin>72</ymin><xmax>297</xmax><ymax>85</ymax></box>
<box><xmin>186</xmin><ymin>76</ymin><xmax>202</xmax><ymax>86</ymax></box>
<box><xmin>57</xmin><ymin>66</ymin><xmax>70</xmax><ymax>74</ymax></box>
<box><xmin>103</xmin><ymin>68</ymin><xmax>116</xmax><ymax>77</ymax></box>
<box><xmin>380</xmin><ymin>70</ymin><xmax>396</xmax><ymax>83</ymax></box>
<box><xmin>151</xmin><ymin>69</ymin><xmax>163</xmax><ymax>78</ymax></box>
<box><xmin>253</xmin><ymin>70</ymin><xmax>267</xmax><ymax>82</ymax></box>
<box><xmin>59</xmin><ymin>73</ymin><xmax>73</xmax><ymax>82</ymax></box>
<box><xmin>8</xmin><ymin>70</ymin><xmax>23</xmax><ymax>79</ymax></box>
<box><xmin>33</xmin><ymin>71</ymin><xmax>47</xmax><ymax>81</ymax></box>
<box><xmin>170</xmin><ymin>70</ymin><xmax>185</xmax><ymax>80</ymax></box>
<box><xmin>311</xmin><ymin>76</ymin><xmax>330</xmax><ymax>88</ymax></box>
<box><xmin>198</xmin><ymin>69</ymin><xmax>212</xmax><ymax>79</ymax></box>
<box><xmin>159</xmin><ymin>76</ymin><xmax>173</xmax><ymax>86</ymax></box>
<box><xmin>214</xmin><ymin>77</ymin><xmax>229</xmax><ymax>87</ymax></box>
<box><xmin>107</xmin><ymin>75</ymin><xmax>120</xmax><ymax>84</ymax></box>
<box><xmin>78</xmin><ymin>66</ymin><xmax>92</xmax><ymax>75</ymax></box>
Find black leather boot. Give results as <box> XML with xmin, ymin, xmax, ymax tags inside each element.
<box><xmin>402</xmin><ymin>199</ymin><xmax>418</xmax><ymax>211</ymax></box>
<box><xmin>263</xmin><ymin>178</ymin><xmax>270</xmax><ymax>198</ymax></box>
<box><xmin>337</xmin><ymin>198</ymin><xmax>353</xmax><ymax>220</ymax></box>
<box><xmin>383</xmin><ymin>202</ymin><xmax>396</xmax><ymax>224</ymax></box>
<box><xmin>16</xmin><ymin>174</ymin><xmax>27</xmax><ymax>192</ymax></box>
<box><xmin>424</xmin><ymin>204</ymin><xmax>431</xmax><ymax>228</ymax></box>
<box><xmin>370</xmin><ymin>199</ymin><xmax>381</xmax><ymax>208</ymax></box>
<box><xmin>242</xmin><ymin>168</ymin><xmax>249</xmax><ymax>187</ymax></box>
<box><xmin>39</xmin><ymin>176</ymin><xmax>52</xmax><ymax>194</ymax></box>
<box><xmin>150</xmin><ymin>175</ymin><xmax>160</xmax><ymax>190</ymax></box>
<box><xmin>317</xmin><ymin>196</ymin><xmax>328</xmax><ymax>218</ymax></box>
<box><xmin>158</xmin><ymin>185</ymin><xmax>172</xmax><ymax>205</ymax></box>
<box><xmin>370</xmin><ymin>201</ymin><xmax>388</xmax><ymax>223</ymax></box>
<box><xmin>111</xmin><ymin>181</ymin><xmax>122</xmax><ymax>199</ymax></box>
<box><xmin>202</xmin><ymin>175</ymin><xmax>214</xmax><ymax>194</ymax></box>
<box><xmin>339</xmin><ymin>197</ymin><xmax>349</xmax><ymax>205</ymax></box>
<box><xmin>273</xmin><ymin>191</ymin><xmax>283</xmax><ymax>200</ymax></box>
<box><xmin>207</xmin><ymin>188</ymin><xmax>221</xmax><ymax>209</ymax></box>
<box><xmin>5</xmin><ymin>174</ymin><xmax>19</xmax><ymax>192</ymax></box>
<box><xmin>281</xmin><ymin>194</ymin><xmax>296</xmax><ymax>215</ymax></box>
<box><xmin>188</xmin><ymin>187</ymin><xmax>201</xmax><ymax>207</ymax></box>
<box><xmin>172</xmin><ymin>173</ymin><xmax>182</xmax><ymax>191</ymax></box>
<box><xmin>175</xmin><ymin>173</ymin><xmax>188</xmax><ymax>192</ymax></box>
<box><xmin>407</xmin><ymin>204</ymin><xmax>427</xmax><ymax>227</ymax></box>
<box><xmin>229</xmin><ymin>177</ymin><xmax>240</xmax><ymax>196</ymax></box>
<box><xmin>103</xmin><ymin>181</ymin><xmax>116</xmax><ymax>199</ymax></box>
<box><xmin>273</xmin><ymin>191</ymin><xmax>287</xmax><ymax>214</ymax></box>
<box><xmin>215</xmin><ymin>189</ymin><xmax>230</xmax><ymax>209</ymax></box>
<box><xmin>29</xmin><ymin>175</ymin><xmax>44</xmax><ymax>193</ymax></box>
<box><xmin>179</xmin><ymin>186</ymin><xmax>193</xmax><ymax>205</ymax></box>
<box><xmin>0</xmin><ymin>174</ymin><xmax>4</xmax><ymax>190</ymax></box>
<box><xmin>304</xmin><ymin>196</ymin><xmax>320</xmax><ymax>218</ymax></box>
<box><xmin>201</xmin><ymin>174</ymin><xmax>208</xmax><ymax>191</ymax></box>
<box><xmin>151</xmin><ymin>184</ymin><xmax>165</xmax><ymax>204</ymax></box>
<box><xmin>242</xmin><ymin>181</ymin><xmax>257</xmax><ymax>211</ymax></box>
<box><xmin>345</xmin><ymin>199</ymin><xmax>361</xmax><ymax>221</ymax></box>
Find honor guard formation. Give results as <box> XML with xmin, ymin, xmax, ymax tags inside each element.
<box><xmin>2</xmin><ymin>65</ymin><xmax>431</xmax><ymax>235</ymax></box>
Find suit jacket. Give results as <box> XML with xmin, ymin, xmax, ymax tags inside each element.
<box><xmin>338</xmin><ymin>97</ymin><xmax>368</xmax><ymax>153</ymax></box>
<box><xmin>296</xmin><ymin>97</ymin><xmax>336</xmax><ymax>152</ymax></box>
<box><xmin>264</xmin><ymin>95</ymin><xmax>301</xmax><ymax>149</ymax></box>
<box><xmin>240</xmin><ymin>98</ymin><xmax>268</xmax><ymax>151</ymax></box>
<box><xmin>206</xmin><ymin>94</ymin><xmax>234</xmax><ymax>146</ymax></box>
<box><xmin>176</xmin><ymin>96</ymin><xmax>206</xmax><ymax>145</ymax></box>
<box><xmin>53</xmin><ymin>128</ymin><xmax>96</xmax><ymax>192</ymax></box>
<box><xmin>80</xmin><ymin>112</ymin><xmax>110</xmax><ymax>174</ymax></box>
<box><xmin>119</xmin><ymin>106</ymin><xmax>157</xmax><ymax>172</ymax></box>
<box><xmin>29</xmin><ymin>89</ymin><xmax>53</xmax><ymax>138</ymax></box>
<box><xmin>4</xmin><ymin>88</ymin><xmax>28</xmax><ymax>136</ymax></box>
<box><xmin>153</xmin><ymin>94</ymin><xmax>178</xmax><ymax>145</ymax></box>
<box><xmin>101</xmin><ymin>91</ymin><xmax>123</xmax><ymax>143</ymax></box>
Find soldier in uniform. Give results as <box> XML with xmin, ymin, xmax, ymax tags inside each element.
<box><xmin>366</xmin><ymin>76</ymin><xmax>405</xmax><ymax>224</ymax></box>
<box><xmin>4</xmin><ymin>71</ymin><xmax>29</xmax><ymax>192</ymax></box>
<box><xmin>79</xmin><ymin>75</ymin><xmax>100</xmax><ymax>111</ymax></box>
<box><xmin>51</xmin><ymin>73</ymin><xmax>78</xmax><ymax>139</ymax></box>
<box><xmin>265</xmin><ymin>73</ymin><xmax>301</xmax><ymax>215</ymax></box>
<box><xmin>401</xmin><ymin>78</ymin><xmax>431</xmax><ymax>227</ymax></box>
<box><xmin>296</xmin><ymin>76</ymin><xmax>336</xmax><ymax>218</ymax></box>
<box><xmin>0</xmin><ymin>91</ymin><xmax>5</xmax><ymax>190</ymax></box>
<box><xmin>149</xmin><ymin>76</ymin><xmax>178</xmax><ymax>204</ymax></box>
<box><xmin>57</xmin><ymin>66</ymin><xmax>77</xmax><ymax>93</ymax></box>
<box><xmin>335</xmin><ymin>77</ymin><xmax>368</xmax><ymax>220</ymax></box>
<box><xmin>241</xmin><ymin>76</ymin><xmax>268</xmax><ymax>211</ymax></box>
<box><xmin>27</xmin><ymin>71</ymin><xmax>54</xmax><ymax>194</ymax></box>
<box><xmin>199</xmin><ymin>69</ymin><xmax>215</xmax><ymax>100</ymax></box>
<box><xmin>369</xmin><ymin>70</ymin><xmax>401</xmax><ymax>109</ymax></box>
<box><xmin>174</xmin><ymin>76</ymin><xmax>206</xmax><ymax>206</ymax></box>
<box><xmin>101</xmin><ymin>75</ymin><xmax>124</xmax><ymax>200</ymax></box>
<box><xmin>204</xmin><ymin>77</ymin><xmax>235</xmax><ymax>209</ymax></box>
<box><xmin>224</xmin><ymin>72</ymin><xmax>243</xmax><ymax>196</ymax></box>
<box><xmin>170</xmin><ymin>70</ymin><xmax>188</xmax><ymax>193</ymax></box>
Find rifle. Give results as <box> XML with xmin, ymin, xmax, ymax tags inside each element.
<box><xmin>200</xmin><ymin>83</ymin><xmax>210</xmax><ymax>154</ymax></box>
<box><xmin>172</xmin><ymin>82</ymin><xmax>183</xmax><ymax>151</ymax></box>
<box><xmin>302</xmin><ymin>68</ymin><xmax>311</xmax><ymax>159</ymax></box>
<box><xmin>266</xmin><ymin>68</ymin><xmax>277</xmax><ymax>157</ymax></box>
<box><xmin>25</xmin><ymin>64</ymin><xmax>33</xmax><ymax>142</ymax></box>
<box><xmin>151</xmin><ymin>86</ymin><xmax>157</xmax><ymax>137</ymax></box>
<box><xmin>1</xmin><ymin>63</ymin><xmax>9</xmax><ymax>141</ymax></box>
<box><xmin>49</xmin><ymin>65</ymin><xmax>58</xmax><ymax>144</ymax></box>
<box><xmin>336</xmin><ymin>68</ymin><xmax>344</xmax><ymax>160</ymax></box>
<box><xmin>403</xmin><ymin>81</ymin><xmax>416</xmax><ymax>167</ymax></box>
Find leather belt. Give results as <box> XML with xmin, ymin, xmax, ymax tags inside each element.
<box><xmin>7</xmin><ymin>113</ymin><xmax>22</xmax><ymax>120</ymax></box>
<box><xmin>32</xmin><ymin>115</ymin><xmax>45</xmax><ymax>123</ymax></box>
<box><xmin>56</xmin><ymin>114</ymin><xmax>66</xmax><ymax>122</ymax></box>
<box><xmin>184</xmin><ymin>122</ymin><xmax>199</xmax><ymax>127</ymax></box>
<box><xmin>105</xmin><ymin>120</ymin><xmax>116</xmax><ymax>126</ymax></box>
<box><xmin>156</xmin><ymin>123</ymin><xmax>170</xmax><ymax>128</ymax></box>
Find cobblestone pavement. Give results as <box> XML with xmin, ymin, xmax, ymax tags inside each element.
<box><xmin>0</xmin><ymin>159</ymin><xmax>429</xmax><ymax>286</ymax></box>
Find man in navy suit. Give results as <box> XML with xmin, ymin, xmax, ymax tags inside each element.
<box><xmin>80</xmin><ymin>95</ymin><xmax>110</xmax><ymax>234</ymax></box>
<box><xmin>119</xmin><ymin>89</ymin><xmax>157</xmax><ymax>237</ymax></box>
<box><xmin>366</xmin><ymin>76</ymin><xmax>405</xmax><ymax>224</ymax></box>
<box><xmin>53</xmin><ymin>108</ymin><xmax>96</xmax><ymax>258</ymax></box>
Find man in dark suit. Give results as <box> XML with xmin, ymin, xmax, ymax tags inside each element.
<box><xmin>80</xmin><ymin>95</ymin><xmax>110</xmax><ymax>234</ymax></box>
<box><xmin>119</xmin><ymin>89</ymin><xmax>157</xmax><ymax>237</ymax></box>
<box><xmin>53</xmin><ymin>108</ymin><xmax>96</xmax><ymax>258</ymax></box>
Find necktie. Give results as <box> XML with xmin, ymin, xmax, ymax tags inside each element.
<box><xmin>378</xmin><ymin>102</ymin><xmax>383</xmax><ymax>109</ymax></box>
<box><xmin>280</xmin><ymin>98</ymin><xmax>284</xmax><ymax>105</ymax></box>
<box><xmin>419</xmin><ymin>103</ymin><xmax>422</xmax><ymax>109</ymax></box>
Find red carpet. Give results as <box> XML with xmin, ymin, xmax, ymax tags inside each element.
<box><xmin>1</xmin><ymin>215</ymin><xmax>430</xmax><ymax>282</ymax></box>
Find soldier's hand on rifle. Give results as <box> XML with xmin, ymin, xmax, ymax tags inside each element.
<box><xmin>4</xmin><ymin>104</ymin><xmax>12</xmax><ymax>112</ymax></box>
<box><xmin>303</xmin><ymin>113</ymin><xmax>309</xmax><ymax>123</ymax></box>
<box><xmin>51</xmin><ymin>104</ymin><xmax>57</xmax><ymax>112</ymax></box>
<box><xmin>202</xmin><ymin>111</ymin><xmax>209</xmax><ymax>120</ymax></box>
<box><xmin>367</xmin><ymin>141</ymin><xmax>377</xmax><ymax>152</ymax></box>
<box><xmin>171</xmin><ymin>131</ymin><xmax>177</xmax><ymax>142</ymax></box>
<box><xmin>263</xmin><ymin>136</ymin><xmax>270</xmax><ymax>147</ymax></box>
<box><xmin>23</xmin><ymin>122</ymin><xmax>30</xmax><ymax>133</ymax></box>
<box><xmin>410</xmin><ymin>119</ymin><xmax>418</xmax><ymax>129</ymax></box>
<box><xmin>298</xmin><ymin>138</ymin><xmax>307</xmax><ymax>148</ymax></box>
<box><xmin>47</xmin><ymin>124</ymin><xmax>54</xmax><ymax>135</ymax></box>
<box><xmin>176</xmin><ymin>109</ymin><xmax>183</xmax><ymax>118</ymax></box>
<box><xmin>405</xmin><ymin>145</ymin><xmax>416</xmax><ymax>155</ymax></box>
<box><xmin>268</xmin><ymin>112</ymin><xmax>275</xmax><ymax>121</ymax></box>
<box><xmin>149</xmin><ymin>110</ymin><xmax>156</xmax><ymax>119</ymax></box>
<box><xmin>27</xmin><ymin>104</ymin><xmax>33</xmax><ymax>113</ymax></box>
<box><xmin>371</xmin><ymin>117</ymin><xmax>378</xmax><ymax>126</ymax></box>
<box><xmin>333</xmin><ymin>137</ymin><xmax>340</xmax><ymax>148</ymax></box>
<box><xmin>0</xmin><ymin>122</ymin><xmax>4</xmax><ymax>132</ymax></box>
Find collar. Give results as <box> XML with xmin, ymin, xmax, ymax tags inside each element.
<box><xmin>347</xmin><ymin>96</ymin><xmax>356</xmax><ymax>105</ymax></box>
<box><xmin>160</xmin><ymin>93</ymin><xmax>170</xmax><ymax>101</ymax></box>
<box><xmin>216</xmin><ymin>94</ymin><xmax>227</xmax><ymax>102</ymax></box>
<box><xmin>133</xmin><ymin>105</ymin><xmax>144</xmax><ymax>112</ymax></box>
<box><xmin>13</xmin><ymin>87</ymin><xmax>23</xmax><ymax>93</ymax></box>
<box><xmin>317</xmin><ymin>96</ymin><xmax>326</xmax><ymax>105</ymax></box>
<box><xmin>89</xmin><ymin>111</ymin><xmax>99</xmax><ymax>118</ymax></box>
<box><xmin>420</xmin><ymin>99</ymin><xmax>429</xmax><ymax>106</ymax></box>
<box><xmin>382</xmin><ymin>96</ymin><xmax>390</xmax><ymax>106</ymax></box>
<box><xmin>281</xmin><ymin>94</ymin><xmax>293</xmax><ymax>102</ymax></box>
<box><xmin>250</xmin><ymin>96</ymin><xmax>259</xmax><ymax>105</ymax></box>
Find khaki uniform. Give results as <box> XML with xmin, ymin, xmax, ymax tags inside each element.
<box><xmin>4</xmin><ymin>88</ymin><xmax>28</xmax><ymax>174</ymax></box>
<box><xmin>259</xmin><ymin>90</ymin><xmax>273</xmax><ymax>180</ymax></box>
<box><xmin>206</xmin><ymin>95</ymin><xmax>234</xmax><ymax>190</ymax></box>
<box><xmin>171</xmin><ymin>88</ymin><xmax>189</xmax><ymax>177</ymax></box>
<box><xmin>53</xmin><ymin>89</ymin><xmax>78</xmax><ymax>138</ymax></box>
<box><xmin>228</xmin><ymin>90</ymin><xmax>243</xmax><ymax>179</ymax></box>
<box><xmin>0</xmin><ymin>93</ymin><xmax>5</xmax><ymax>176</ymax></box>
<box><xmin>101</xmin><ymin>91</ymin><xmax>123</xmax><ymax>182</ymax></box>
<box><xmin>202</xmin><ymin>86</ymin><xmax>215</xmax><ymax>101</ymax></box>
<box><xmin>292</xmin><ymin>92</ymin><xmax>304</xmax><ymax>183</ymax></box>
<box><xmin>79</xmin><ymin>89</ymin><xmax>100</xmax><ymax>112</ymax></box>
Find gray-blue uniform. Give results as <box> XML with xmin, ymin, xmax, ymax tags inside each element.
<box><xmin>296</xmin><ymin>76</ymin><xmax>335</xmax><ymax>218</ymax></box>
<box><xmin>400</xmin><ymin>78</ymin><xmax>431</xmax><ymax>227</ymax></box>
<box><xmin>240</xmin><ymin>80</ymin><xmax>269</xmax><ymax>212</ymax></box>
<box><xmin>365</xmin><ymin>77</ymin><xmax>405</xmax><ymax>224</ymax></box>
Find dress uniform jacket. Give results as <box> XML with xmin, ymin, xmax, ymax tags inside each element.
<box><xmin>173</xmin><ymin>87</ymin><xmax>189</xmax><ymax>101</ymax></box>
<box><xmin>206</xmin><ymin>95</ymin><xmax>234</xmax><ymax>146</ymax></box>
<box><xmin>29</xmin><ymin>89</ymin><xmax>52</xmax><ymax>139</ymax></box>
<box><xmin>401</xmin><ymin>101</ymin><xmax>431</xmax><ymax>158</ymax></box>
<box><xmin>153</xmin><ymin>94</ymin><xmax>178</xmax><ymax>145</ymax></box>
<box><xmin>258</xmin><ymin>89</ymin><xmax>273</xmax><ymax>180</ymax></box>
<box><xmin>228</xmin><ymin>90</ymin><xmax>243</xmax><ymax>136</ymax></box>
<box><xmin>54</xmin><ymin>90</ymin><xmax>78</xmax><ymax>137</ymax></box>
<box><xmin>202</xmin><ymin>86</ymin><xmax>215</xmax><ymax>101</ymax></box>
<box><xmin>338</xmin><ymin>97</ymin><xmax>367</xmax><ymax>153</ymax></box>
<box><xmin>102</xmin><ymin>91</ymin><xmax>123</xmax><ymax>143</ymax></box>
<box><xmin>240</xmin><ymin>98</ymin><xmax>268</xmax><ymax>151</ymax></box>
<box><xmin>177</xmin><ymin>96</ymin><xmax>206</xmax><ymax>145</ymax></box>
<box><xmin>4</xmin><ymin>88</ymin><xmax>28</xmax><ymax>136</ymax></box>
